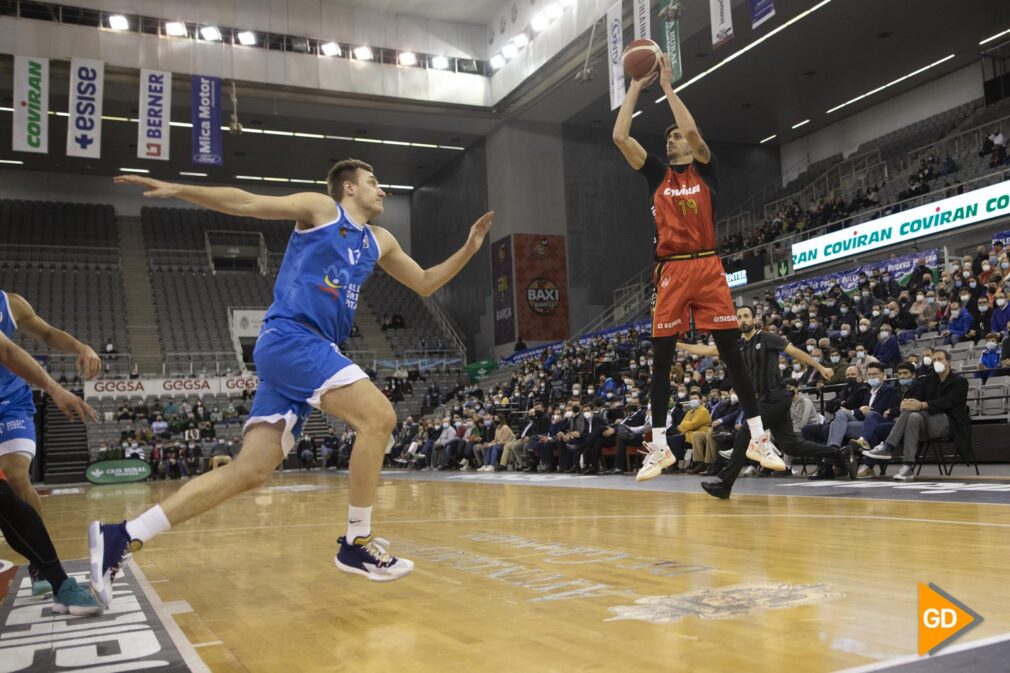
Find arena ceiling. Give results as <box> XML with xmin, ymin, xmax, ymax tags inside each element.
<box><xmin>1</xmin><ymin>0</ymin><xmax>1008</xmax><ymax>188</ymax></box>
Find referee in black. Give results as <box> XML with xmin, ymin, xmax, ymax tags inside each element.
<box><xmin>678</xmin><ymin>305</ymin><xmax>857</xmax><ymax>499</ymax></box>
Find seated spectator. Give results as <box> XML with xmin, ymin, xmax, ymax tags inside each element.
<box><xmin>183</xmin><ymin>423</ymin><xmax>200</xmax><ymax>443</ymax></box>
<box><xmin>514</xmin><ymin>336</ymin><xmax>528</xmax><ymax>353</ymax></box>
<box><xmin>158</xmin><ymin>444</ymin><xmax>188</xmax><ymax>480</ymax></box>
<box><xmin>298</xmin><ymin>435</ymin><xmax>316</xmax><ymax>469</ymax></box>
<box><xmin>873</xmin><ymin>324</ymin><xmax>901</xmax><ymax>369</ymax></box>
<box><xmin>104</xmin><ymin>338</ymin><xmax>116</xmax><ymax>354</ymax></box>
<box><xmin>978</xmin><ymin>332</ymin><xmax>1003</xmax><ymax>382</ymax></box>
<box><xmin>940</xmin><ymin>154</ymin><xmax>957</xmax><ymax>175</ymax></box>
<box><xmin>864</xmin><ymin>350</ymin><xmax>970</xmax><ymax>481</ymax></box>
<box><xmin>321</xmin><ymin>429</ymin><xmax>340</xmax><ymax>467</ymax></box>
<box><xmin>391</xmin><ymin>312</ymin><xmax>405</xmax><ymax>329</ymax></box>
<box><xmin>186</xmin><ymin>441</ymin><xmax>203</xmax><ymax>475</ymax></box>
<box><xmin>210</xmin><ymin>439</ymin><xmax>233</xmax><ymax>469</ymax></box>
<box><xmin>825</xmin><ymin>363</ymin><xmax>896</xmax><ymax>449</ymax></box>
<box><xmin>991</xmin><ymin>127</ymin><xmax>1006</xmax><ymax>167</ymax></box>
<box><xmin>151</xmin><ymin>415</ymin><xmax>169</xmax><ymax>438</ymax></box>
<box><xmin>338</xmin><ymin>428</ymin><xmax>356</xmax><ymax>468</ymax></box>
<box><xmin>849</xmin><ymin>362</ymin><xmax>918</xmax><ymax>477</ymax></box>
<box><xmin>380</xmin><ymin>313</ymin><xmax>392</xmax><ymax>330</ymax></box>
<box><xmin>223</xmin><ymin>402</ymin><xmax>239</xmax><ymax>424</ymax></box>
<box><xmin>117</xmin><ymin>404</ymin><xmax>134</xmax><ymax>422</ymax></box>
<box><xmin>210</xmin><ymin>406</ymin><xmax>224</xmax><ymax>423</ymax></box>
<box><xmin>477</xmin><ymin>416</ymin><xmax>515</xmax><ymax>472</ymax></box>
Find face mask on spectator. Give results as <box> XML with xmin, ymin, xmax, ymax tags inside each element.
<box><xmin>899</xmin><ymin>378</ymin><xmax>913</xmax><ymax>387</ymax></box>
<box><xmin>856</xmin><ymin>351</ymin><xmax>866</xmax><ymax>359</ymax></box>
<box><xmin>998</xmin><ymin>298</ymin><xmax>1008</xmax><ymax>307</ymax></box>
<box><xmin>809</xmin><ymin>322</ymin><xmax>818</xmax><ymax>329</ymax></box>
<box><xmin>630</xmin><ymin>363</ymin><xmax>638</xmax><ymax>370</ymax></box>
<box><xmin>805</xmin><ymin>344</ymin><xmax>815</xmax><ymax>352</ymax></box>
<box><xmin>840</xmin><ymin>329</ymin><xmax>850</xmax><ymax>337</ymax></box>
<box><xmin>861</xmin><ymin>291</ymin><xmax>870</xmax><ymax>298</ymax></box>
<box><xmin>583</xmin><ymin>411</ymin><xmax>593</xmax><ymax>420</ymax></box>
<box><xmin>916</xmin><ymin>294</ymin><xmax>925</xmax><ymax>302</ymax></box>
<box><xmin>879</xmin><ymin>331</ymin><xmax>891</xmax><ymax>340</ymax></box>
<box><xmin>730</xmin><ymin>394</ymin><xmax>738</xmax><ymax>404</ymax></box>
<box><xmin>792</xmin><ymin>363</ymin><xmax>802</xmax><ymax>372</ymax></box>
<box><xmin>778</xmin><ymin>363</ymin><xmax>787</xmax><ymax>371</ymax></box>
<box><xmin>830</xmin><ymin>355</ymin><xmax>841</xmax><ymax>364</ymax></box>
<box><xmin>685</xmin><ymin>399</ymin><xmax>699</xmax><ymax>410</ymax></box>
<box><xmin>1003</xmin><ymin>262</ymin><xmax>1010</xmax><ymax>270</ymax></box>
<box><xmin>883</xmin><ymin>308</ymin><xmax>891</xmax><ymax>317</ymax></box>
<box><xmin>840</xmin><ymin>307</ymin><xmax>849</xmax><ymax>314</ymax></box>
<box><xmin>987</xmin><ymin>340</ymin><xmax>999</xmax><ymax>350</ymax></box>
<box><xmin>963</xmin><ymin>271</ymin><xmax>971</xmax><ymax>278</ymax></box>
<box><xmin>552</xmin><ymin>415</ymin><xmax>561</xmax><ymax>423</ymax></box>
<box><xmin>872</xmin><ymin>310</ymin><xmax>880</xmax><ymax>317</ymax></box>
<box><xmin>939</xmin><ymin>299</ymin><xmax>949</xmax><ymax>307</ymax></box>
<box><xmin>923</xmin><ymin>356</ymin><xmax>933</xmax><ymax>366</ymax></box>
<box><xmin>868</xmin><ymin>377</ymin><xmax>881</xmax><ymax>388</ymax></box>
<box><xmin>648</xmin><ymin>359</ymin><xmax>654</xmax><ymax>366</ymax></box>
<box><xmin>970</xmin><ymin>282</ymin><xmax>978</xmax><ymax>289</ymax></box>
<box><xmin>587</xmin><ymin>387</ymin><xmax>595</xmax><ymax>394</ymax></box>
<box><xmin>859</xmin><ymin>324</ymin><xmax>869</xmax><ymax>333</ymax></box>
<box><xmin>933</xmin><ymin>361</ymin><xmax>946</xmax><ymax>374</ymax></box>
<box><xmin>951</xmin><ymin>309</ymin><xmax>961</xmax><ymax>318</ymax></box>
<box><xmin>927</xmin><ymin>296</ymin><xmax>936</xmax><ymax>304</ymax></box>
<box><xmin>564</xmin><ymin>411</ymin><xmax>573</xmax><ymax>419</ymax></box>
<box><xmin>983</xmin><ymin>263</ymin><xmax>992</xmax><ymax>272</ymax></box>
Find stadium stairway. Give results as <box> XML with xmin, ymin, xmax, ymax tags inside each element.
<box><xmin>42</xmin><ymin>392</ymin><xmax>89</xmax><ymax>483</ymax></box>
<box><xmin>352</xmin><ymin>298</ymin><xmax>396</xmax><ymax>361</ymax></box>
<box><xmin>118</xmin><ymin>216</ymin><xmax>164</xmax><ymax>374</ymax></box>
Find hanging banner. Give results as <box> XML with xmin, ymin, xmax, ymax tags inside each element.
<box><xmin>749</xmin><ymin>0</ymin><xmax>776</xmax><ymax>29</ymax></box>
<box><xmin>633</xmin><ymin>0</ymin><xmax>651</xmax><ymax>40</ymax></box>
<box><xmin>491</xmin><ymin>236</ymin><xmax>517</xmax><ymax>346</ymax></box>
<box><xmin>659</xmin><ymin>2</ymin><xmax>684</xmax><ymax>85</ymax></box>
<box><xmin>191</xmin><ymin>75</ymin><xmax>222</xmax><ymax>166</ymax></box>
<box><xmin>138</xmin><ymin>69</ymin><xmax>172</xmax><ymax>161</ymax></box>
<box><xmin>607</xmin><ymin>1</ymin><xmax>625</xmax><ymax>110</ymax></box>
<box><xmin>709</xmin><ymin>0</ymin><xmax>734</xmax><ymax>48</ymax></box>
<box><xmin>66</xmin><ymin>58</ymin><xmax>104</xmax><ymax>159</ymax></box>
<box><xmin>992</xmin><ymin>229</ymin><xmax>1010</xmax><ymax>247</ymax></box>
<box><xmin>513</xmin><ymin>234</ymin><xmax>570</xmax><ymax>342</ymax></box>
<box><xmin>12</xmin><ymin>55</ymin><xmax>49</xmax><ymax>154</ymax></box>
<box><xmin>775</xmin><ymin>249</ymin><xmax>940</xmax><ymax>303</ymax></box>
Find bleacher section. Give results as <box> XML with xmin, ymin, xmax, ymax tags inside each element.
<box><xmin>0</xmin><ymin>200</ymin><xmax>118</xmax><ymax>248</ymax></box>
<box><xmin>141</xmin><ymin>207</ymin><xmax>293</xmax><ymax>252</ymax></box>
<box><xmin>0</xmin><ymin>267</ymin><xmax>128</xmax><ymax>358</ymax></box>
<box><xmin>361</xmin><ymin>269</ymin><xmax>460</xmax><ymax>357</ymax></box>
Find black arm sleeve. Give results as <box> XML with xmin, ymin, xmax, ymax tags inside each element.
<box><xmin>762</xmin><ymin>332</ymin><xmax>789</xmax><ymax>352</ymax></box>
<box><xmin>695</xmin><ymin>153</ymin><xmax>720</xmax><ymax>195</ymax></box>
<box><xmin>638</xmin><ymin>155</ymin><xmax>669</xmax><ymax>196</ymax></box>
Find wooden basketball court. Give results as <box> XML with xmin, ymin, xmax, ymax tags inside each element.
<box><xmin>3</xmin><ymin>470</ymin><xmax>1010</xmax><ymax>673</ymax></box>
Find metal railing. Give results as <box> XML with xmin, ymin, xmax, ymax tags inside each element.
<box><xmin>375</xmin><ymin>350</ymin><xmax>464</xmax><ymax>373</ymax></box>
<box><xmin>203</xmin><ymin>230</ymin><xmax>267</xmax><ymax>274</ymax></box>
<box><xmin>163</xmin><ymin>352</ymin><xmax>242</xmax><ymax>377</ymax></box>
<box><xmin>43</xmin><ymin>353</ymin><xmax>133</xmax><ymax>379</ymax></box>
<box><xmin>421</xmin><ymin>295</ymin><xmax>469</xmax><ymax>363</ymax></box>
<box><xmin>0</xmin><ymin>244</ymin><xmax>120</xmax><ymax>268</ymax></box>
<box><xmin>908</xmin><ymin>111</ymin><xmax>1010</xmax><ymax>168</ymax></box>
<box><xmin>762</xmin><ymin>149</ymin><xmax>883</xmax><ymax>220</ymax></box>
<box><xmin>339</xmin><ymin>350</ymin><xmax>377</xmax><ymax>370</ymax></box>
<box><xmin>147</xmin><ymin>248</ymin><xmax>212</xmax><ymax>271</ymax></box>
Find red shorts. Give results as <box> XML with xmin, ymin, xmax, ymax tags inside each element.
<box><xmin>652</xmin><ymin>256</ymin><xmax>737</xmax><ymax>337</ymax></box>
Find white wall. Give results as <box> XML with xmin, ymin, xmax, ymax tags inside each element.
<box><xmin>0</xmin><ymin>168</ymin><xmax>412</xmax><ymax>252</ymax></box>
<box><xmin>780</xmin><ymin>64</ymin><xmax>985</xmax><ymax>183</ymax></box>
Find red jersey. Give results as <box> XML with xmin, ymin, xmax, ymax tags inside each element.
<box><xmin>639</xmin><ymin>154</ymin><xmax>719</xmax><ymax>257</ymax></box>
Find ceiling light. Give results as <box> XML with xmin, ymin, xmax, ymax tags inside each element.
<box><xmin>179</xmin><ymin>171</ymin><xmax>207</xmax><ymax>177</ymax></box>
<box><xmin>0</xmin><ymin>159</ymin><xmax>24</xmax><ymax>165</ymax></box>
<box><xmin>513</xmin><ymin>33</ymin><xmax>529</xmax><ymax>49</ymax></box>
<box><xmin>825</xmin><ymin>54</ymin><xmax>956</xmax><ymax>114</ymax></box>
<box><xmin>263</xmin><ymin>177</ymin><xmax>289</xmax><ymax>182</ymax></box>
<box><xmin>355</xmin><ymin>137</ymin><xmax>383</xmax><ymax>144</ymax></box>
<box><xmin>200</xmin><ymin>26</ymin><xmax>221</xmax><ymax>41</ymax></box>
<box><xmin>531</xmin><ymin>12</ymin><xmax>549</xmax><ymax>32</ymax></box>
<box><xmin>791</xmin><ymin>119</ymin><xmax>810</xmax><ymax>129</ymax></box>
<box><xmin>108</xmin><ymin>14</ymin><xmax>129</xmax><ymax>31</ymax></box>
<box><xmin>656</xmin><ymin>0</ymin><xmax>834</xmax><ymax>103</ymax></box>
<box><xmin>980</xmin><ymin>27</ymin><xmax>1010</xmax><ymax>45</ymax></box>
<box><xmin>119</xmin><ymin>167</ymin><xmax>149</xmax><ymax>174</ymax></box>
<box><xmin>165</xmin><ymin>21</ymin><xmax>187</xmax><ymax>37</ymax></box>
<box><xmin>236</xmin><ymin>175</ymin><xmax>263</xmax><ymax>181</ymax></box>
<box><xmin>411</xmin><ymin>142</ymin><xmax>439</xmax><ymax>148</ymax></box>
<box><xmin>502</xmin><ymin>43</ymin><xmax>519</xmax><ymax>59</ymax></box>
<box><xmin>390</xmin><ymin>185</ymin><xmax>414</xmax><ymax>190</ymax></box>
<box><xmin>398</xmin><ymin>52</ymin><xmax>417</xmax><ymax>66</ymax></box>
<box><xmin>490</xmin><ymin>53</ymin><xmax>506</xmax><ymax>69</ymax></box>
<box><xmin>354</xmin><ymin>46</ymin><xmax>373</xmax><ymax>60</ymax></box>
<box><xmin>431</xmin><ymin>55</ymin><xmax>450</xmax><ymax>69</ymax></box>
<box><xmin>439</xmin><ymin>145</ymin><xmax>466</xmax><ymax>151</ymax></box>
<box><xmin>320</xmin><ymin>42</ymin><xmax>341</xmax><ymax>57</ymax></box>
<box><xmin>760</xmin><ymin>134</ymin><xmax>777</xmax><ymax>144</ymax></box>
<box><xmin>632</xmin><ymin>111</ymin><xmax>642</xmax><ymax>118</ymax></box>
<box><xmin>544</xmin><ymin>3</ymin><xmax>563</xmax><ymax>21</ymax></box>
<box><xmin>237</xmin><ymin>31</ymin><xmax>256</xmax><ymax>46</ymax></box>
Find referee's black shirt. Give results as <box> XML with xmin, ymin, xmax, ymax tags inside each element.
<box><xmin>739</xmin><ymin>330</ymin><xmax>789</xmax><ymax>399</ymax></box>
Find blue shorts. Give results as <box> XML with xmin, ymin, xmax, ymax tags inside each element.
<box><xmin>245</xmin><ymin>318</ymin><xmax>368</xmax><ymax>454</ymax></box>
<box><xmin>0</xmin><ymin>387</ymin><xmax>37</xmax><ymax>458</ymax></box>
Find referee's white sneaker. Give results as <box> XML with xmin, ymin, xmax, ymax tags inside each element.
<box><xmin>745</xmin><ymin>432</ymin><xmax>786</xmax><ymax>471</ymax></box>
<box><xmin>636</xmin><ymin>442</ymin><xmax>675</xmax><ymax>482</ymax></box>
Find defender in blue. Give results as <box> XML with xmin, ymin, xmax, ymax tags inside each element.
<box><xmin>93</xmin><ymin>159</ymin><xmax>492</xmax><ymax>604</ymax></box>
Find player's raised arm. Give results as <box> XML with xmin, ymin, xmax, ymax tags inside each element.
<box><xmin>657</xmin><ymin>54</ymin><xmax>711</xmax><ymax>164</ymax></box>
<box><xmin>0</xmin><ymin>332</ymin><xmax>98</xmax><ymax>423</ymax></box>
<box><xmin>113</xmin><ymin>175</ymin><xmax>337</xmax><ymax>226</ymax></box>
<box><xmin>612</xmin><ymin>72</ymin><xmax>657</xmax><ymax>170</ymax></box>
<box><xmin>8</xmin><ymin>293</ymin><xmax>101</xmax><ymax>380</ymax></box>
<box><xmin>678</xmin><ymin>341</ymin><xmax>719</xmax><ymax>358</ymax></box>
<box><xmin>373</xmin><ymin>211</ymin><xmax>493</xmax><ymax>297</ymax></box>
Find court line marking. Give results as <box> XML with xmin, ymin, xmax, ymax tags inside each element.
<box><xmin>33</xmin><ymin>512</ymin><xmax>1010</xmax><ymax>546</ymax></box>
<box><xmin>192</xmin><ymin>640</ymin><xmax>224</xmax><ymax>649</ymax></box>
<box><xmin>833</xmin><ymin>630</ymin><xmax>1010</xmax><ymax>672</ymax></box>
<box><xmin>128</xmin><ymin>559</ymin><xmax>212</xmax><ymax>673</ymax></box>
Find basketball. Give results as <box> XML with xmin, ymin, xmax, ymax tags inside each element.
<box><xmin>622</xmin><ymin>39</ymin><xmax>661</xmax><ymax>80</ymax></box>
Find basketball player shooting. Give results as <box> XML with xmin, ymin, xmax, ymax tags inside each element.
<box><xmin>91</xmin><ymin>162</ymin><xmax>492</xmax><ymax>607</ymax></box>
<box><xmin>612</xmin><ymin>53</ymin><xmax>782</xmax><ymax>481</ymax></box>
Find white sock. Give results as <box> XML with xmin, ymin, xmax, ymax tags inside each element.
<box><xmin>651</xmin><ymin>428</ymin><xmax>668</xmax><ymax>449</ymax></box>
<box><xmin>347</xmin><ymin>505</ymin><xmax>372</xmax><ymax>542</ymax></box>
<box><xmin>746</xmin><ymin>416</ymin><xmax>765</xmax><ymax>439</ymax></box>
<box><xmin>125</xmin><ymin>505</ymin><xmax>171</xmax><ymax>544</ymax></box>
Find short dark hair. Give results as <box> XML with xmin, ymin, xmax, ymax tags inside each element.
<box><xmin>932</xmin><ymin>348</ymin><xmax>950</xmax><ymax>361</ymax></box>
<box><xmin>896</xmin><ymin>362</ymin><xmax>915</xmax><ymax>375</ymax></box>
<box><xmin>326</xmin><ymin>159</ymin><xmax>373</xmax><ymax>199</ymax></box>
<box><xmin>867</xmin><ymin>362</ymin><xmax>883</xmax><ymax>373</ymax></box>
<box><xmin>664</xmin><ymin>123</ymin><xmax>679</xmax><ymax>139</ymax></box>
<box><xmin>736</xmin><ymin>305</ymin><xmax>756</xmax><ymax>318</ymax></box>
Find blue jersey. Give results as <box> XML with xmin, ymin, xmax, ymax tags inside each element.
<box><xmin>0</xmin><ymin>291</ymin><xmax>32</xmax><ymax>408</ymax></box>
<box><xmin>263</xmin><ymin>205</ymin><xmax>381</xmax><ymax>344</ymax></box>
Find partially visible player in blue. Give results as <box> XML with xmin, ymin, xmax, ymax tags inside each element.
<box><xmin>94</xmin><ymin>160</ymin><xmax>492</xmax><ymax>606</ymax></box>
<box><xmin>0</xmin><ymin>289</ymin><xmax>103</xmax><ymax>596</ymax></box>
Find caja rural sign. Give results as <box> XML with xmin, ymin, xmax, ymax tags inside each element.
<box><xmin>791</xmin><ymin>179</ymin><xmax>1010</xmax><ymax>270</ymax></box>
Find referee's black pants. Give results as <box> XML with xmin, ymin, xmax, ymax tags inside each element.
<box><xmin>717</xmin><ymin>388</ymin><xmax>841</xmax><ymax>488</ymax></box>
